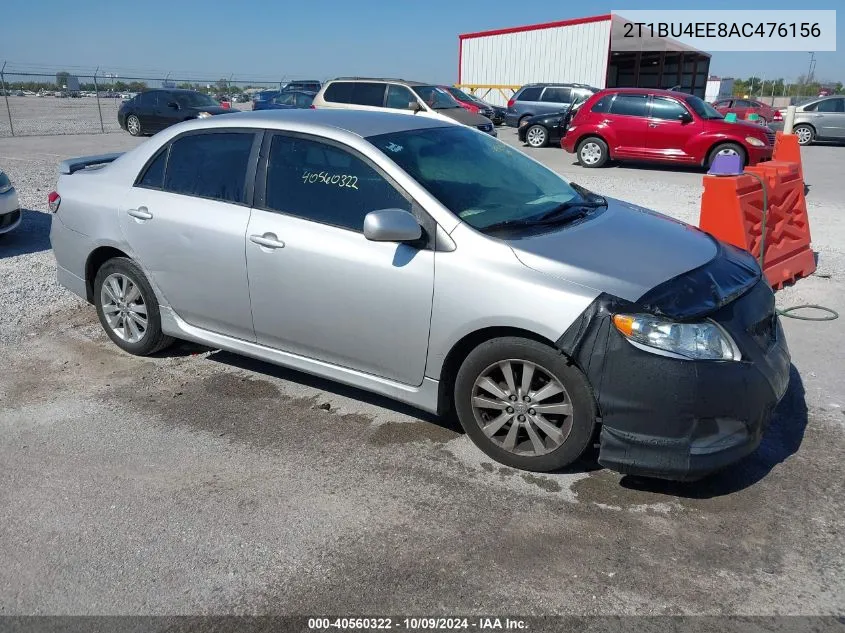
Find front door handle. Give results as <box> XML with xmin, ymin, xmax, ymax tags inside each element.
<box><xmin>250</xmin><ymin>233</ymin><xmax>285</xmax><ymax>249</ymax></box>
<box><xmin>127</xmin><ymin>206</ymin><xmax>153</xmax><ymax>221</ymax></box>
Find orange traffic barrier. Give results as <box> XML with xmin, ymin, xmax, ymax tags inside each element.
<box><xmin>772</xmin><ymin>131</ymin><xmax>803</xmax><ymax>181</ymax></box>
<box><xmin>699</xmin><ymin>160</ymin><xmax>815</xmax><ymax>290</ymax></box>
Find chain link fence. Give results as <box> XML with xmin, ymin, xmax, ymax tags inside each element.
<box><xmin>0</xmin><ymin>63</ymin><xmax>302</xmax><ymax>137</ymax></box>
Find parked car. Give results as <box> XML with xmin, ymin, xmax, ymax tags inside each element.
<box><xmin>313</xmin><ymin>78</ymin><xmax>495</xmax><ymax>136</ymax></box>
<box><xmin>711</xmin><ymin>98</ymin><xmax>781</xmax><ymax>125</ymax></box>
<box><xmin>0</xmin><ymin>169</ymin><xmax>21</xmax><ymax>236</ymax></box>
<box><xmin>439</xmin><ymin>85</ymin><xmax>495</xmax><ymax>120</ymax></box>
<box><xmin>505</xmin><ymin>83</ymin><xmax>600</xmax><ymax>127</ymax></box>
<box><xmin>562</xmin><ymin>88</ymin><xmax>774</xmax><ymax>169</ymax></box>
<box><xmin>49</xmin><ymin>109</ymin><xmax>790</xmax><ymax>481</ymax></box>
<box><xmin>252</xmin><ymin>90</ymin><xmax>316</xmax><ymax>111</ymax></box>
<box><xmin>283</xmin><ymin>80</ymin><xmax>323</xmax><ymax>93</ymax></box>
<box><xmin>768</xmin><ymin>95</ymin><xmax>845</xmax><ymax>145</ymax></box>
<box><xmin>118</xmin><ymin>89</ymin><xmax>232</xmax><ymax>136</ymax></box>
<box><xmin>252</xmin><ymin>90</ymin><xmax>281</xmax><ymax>110</ymax></box>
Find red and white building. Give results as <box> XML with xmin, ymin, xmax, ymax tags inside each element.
<box><xmin>458</xmin><ymin>13</ymin><xmax>711</xmax><ymax>105</ymax></box>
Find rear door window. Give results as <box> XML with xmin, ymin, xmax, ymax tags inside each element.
<box><xmin>163</xmin><ymin>132</ymin><xmax>255</xmax><ymax>204</ymax></box>
<box><xmin>608</xmin><ymin>94</ymin><xmax>649</xmax><ymax>117</ymax></box>
<box><xmin>350</xmin><ymin>83</ymin><xmax>386</xmax><ymax>107</ymax></box>
<box><xmin>516</xmin><ymin>87</ymin><xmax>542</xmax><ymax>102</ymax></box>
<box><xmin>264</xmin><ymin>134</ymin><xmax>410</xmax><ymax>231</ymax></box>
<box><xmin>540</xmin><ymin>87</ymin><xmax>571</xmax><ymax>103</ymax></box>
<box><xmin>137</xmin><ymin>91</ymin><xmax>158</xmax><ymax>108</ymax></box>
<box><xmin>816</xmin><ymin>98</ymin><xmax>844</xmax><ymax>113</ymax></box>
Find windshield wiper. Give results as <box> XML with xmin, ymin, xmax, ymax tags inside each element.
<box><xmin>529</xmin><ymin>197</ymin><xmax>606</xmax><ymax>225</ymax></box>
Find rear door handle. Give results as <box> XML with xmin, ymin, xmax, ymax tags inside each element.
<box><xmin>127</xmin><ymin>206</ymin><xmax>153</xmax><ymax>221</ymax></box>
<box><xmin>250</xmin><ymin>233</ymin><xmax>285</xmax><ymax>249</ymax></box>
<box><xmin>648</xmin><ymin>123</ymin><xmax>659</xmax><ymax>127</ymax></box>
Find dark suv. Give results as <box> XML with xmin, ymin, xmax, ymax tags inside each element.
<box><xmin>118</xmin><ymin>89</ymin><xmax>231</xmax><ymax>136</ymax></box>
<box><xmin>505</xmin><ymin>83</ymin><xmax>600</xmax><ymax>127</ymax></box>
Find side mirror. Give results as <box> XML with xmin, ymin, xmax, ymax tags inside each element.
<box><xmin>363</xmin><ymin>209</ymin><xmax>422</xmax><ymax>243</ymax></box>
<box><xmin>678</xmin><ymin>111</ymin><xmax>693</xmax><ymax>124</ymax></box>
<box><xmin>408</xmin><ymin>100</ymin><xmax>423</xmax><ymax>113</ymax></box>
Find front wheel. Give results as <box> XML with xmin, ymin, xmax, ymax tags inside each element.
<box><xmin>454</xmin><ymin>337</ymin><xmax>596</xmax><ymax>472</ymax></box>
<box><xmin>94</xmin><ymin>257</ymin><xmax>174</xmax><ymax>356</ymax></box>
<box><xmin>707</xmin><ymin>142</ymin><xmax>746</xmax><ymax>169</ymax></box>
<box><xmin>576</xmin><ymin>137</ymin><xmax>608</xmax><ymax>168</ymax></box>
<box><xmin>525</xmin><ymin>124</ymin><xmax>548</xmax><ymax>148</ymax></box>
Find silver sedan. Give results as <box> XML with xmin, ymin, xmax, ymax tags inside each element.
<box><xmin>0</xmin><ymin>169</ymin><xmax>21</xmax><ymax>235</ymax></box>
<box><xmin>49</xmin><ymin>109</ymin><xmax>790</xmax><ymax>480</ymax></box>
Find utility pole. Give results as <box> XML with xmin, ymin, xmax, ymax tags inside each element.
<box><xmin>807</xmin><ymin>52</ymin><xmax>816</xmax><ymax>84</ymax></box>
<box><xmin>0</xmin><ymin>61</ymin><xmax>14</xmax><ymax>137</ymax></box>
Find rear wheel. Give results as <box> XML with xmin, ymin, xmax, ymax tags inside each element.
<box><xmin>126</xmin><ymin>115</ymin><xmax>142</xmax><ymax>136</ymax></box>
<box><xmin>94</xmin><ymin>257</ymin><xmax>173</xmax><ymax>356</ymax></box>
<box><xmin>576</xmin><ymin>137</ymin><xmax>608</xmax><ymax>168</ymax></box>
<box><xmin>707</xmin><ymin>142</ymin><xmax>746</xmax><ymax>169</ymax></box>
<box><xmin>794</xmin><ymin>124</ymin><xmax>815</xmax><ymax>146</ymax></box>
<box><xmin>454</xmin><ymin>337</ymin><xmax>596</xmax><ymax>472</ymax></box>
<box><xmin>525</xmin><ymin>124</ymin><xmax>548</xmax><ymax>148</ymax></box>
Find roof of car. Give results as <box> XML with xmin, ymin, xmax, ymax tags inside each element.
<box><xmin>329</xmin><ymin>77</ymin><xmax>429</xmax><ymax>86</ymax></box>
<box><xmin>194</xmin><ymin>108</ymin><xmax>451</xmax><ymax>137</ymax></box>
<box><xmin>598</xmin><ymin>87</ymin><xmax>700</xmax><ymax>99</ymax></box>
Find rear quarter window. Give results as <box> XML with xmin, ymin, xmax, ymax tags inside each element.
<box><xmin>323</xmin><ymin>82</ymin><xmax>354</xmax><ymax>103</ymax></box>
<box><xmin>590</xmin><ymin>94</ymin><xmax>613</xmax><ymax>113</ymax></box>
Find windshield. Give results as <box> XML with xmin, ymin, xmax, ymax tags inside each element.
<box><xmin>367</xmin><ymin>126</ymin><xmax>580</xmax><ymax>231</ymax></box>
<box><xmin>685</xmin><ymin>95</ymin><xmax>723</xmax><ymax>119</ymax></box>
<box><xmin>412</xmin><ymin>86</ymin><xmax>461</xmax><ymax>109</ymax></box>
<box><xmin>174</xmin><ymin>92</ymin><xmax>219</xmax><ymax>108</ymax></box>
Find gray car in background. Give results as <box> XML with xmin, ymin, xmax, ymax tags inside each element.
<box><xmin>49</xmin><ymin>109</ymin><xmax>789</xmax><ymax>481</ymax></box>
<box><xmin>770</xmin><ymin>95</ymin><xmax>845</xmax><ymax>145</ymax></box>
<box><xmin>505</xmin><ymin>83</ymin><xmax>599</xmax><ymax>128</ymax></box>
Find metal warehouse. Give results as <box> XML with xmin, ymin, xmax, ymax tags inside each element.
<box><xmin>458</xmin><ymin>14</ymin><xmax>711</xmax><ymax>105</ymax></box>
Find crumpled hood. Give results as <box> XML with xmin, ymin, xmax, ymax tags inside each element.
<box><xmin>506</xmin><ymin>198</ymin><xmax>719</xmax><ymax>302</ymax></box>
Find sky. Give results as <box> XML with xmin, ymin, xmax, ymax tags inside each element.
<box><xmin>2</xmin><ymin>0</ymin><xmax>842</xmax><ymax>85</ymax></box>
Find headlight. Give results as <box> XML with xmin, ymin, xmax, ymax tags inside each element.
<box><xmin>613</xmin><ymin>313</ymin><xmax>741</xmax><ymax>361</ymax></box>
<box><xmin>745</xmin><ymin>136</ymin><xmax>766</xmax><ymax>147</ymax></box>
<box><xmin>197</xmin><ymin>111</ymin><xmax>212</xmax><ymax>119</ymax></box>
<box><xmin>0</xmin><ymin>171</ymin><xmax>12</xmax><ymax>194</ymax></box>
<box><xmin>519</xmin><ymin>118</ymin><xmax>530</xmax><ymax>127</ymax></box>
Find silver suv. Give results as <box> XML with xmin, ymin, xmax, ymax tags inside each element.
<box><xmin>771</xmin><ymin>95</ymin><xmax>845</xmax><ymax>145</ymax></box>
<box><xmin>312</xmin><ymin>77</ymin><xmax>496</xmax><ymax>136</ymax></box>
<box><xmin>49</xmin><ymin>109</ymin><xmax>789</xmax><ymax>481</ymax></box>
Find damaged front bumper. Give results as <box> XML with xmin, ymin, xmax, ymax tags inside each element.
<box><xmin>558</xmin><ymin>242</ymin><xmax>791</xmax><ymax>481</ymax></box>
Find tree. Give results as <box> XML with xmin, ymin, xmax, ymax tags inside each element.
<box><xmin>216</xmin><ymin>78</ymin><xmax>229</xmax><ymax>93</ymax></box>
<box><xmin>55</xmin><ymin>71</ymin><xmax>70</xmax><ymax>89</ymax></box>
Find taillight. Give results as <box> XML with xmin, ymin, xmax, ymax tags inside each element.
<box><xmin>309</xmin><ymin>104</ymin><xmax>316</xmax><ymax>109</ymax></box>
<box><xmin>507</xmin><ymin>98</ymin><xmax>515</xmax><ymax>109</ymax></box>
<box><xmin>773</xmin><ymin>110</ymin><xmax>783</xmax><ymax>121</ymax></box>
<box><xmin>221</xmin><ymin>102</ymin><xmax>230</xmax><ymax>110</ymax></box>
<box><xmin>48</xmin><ymin>191</ymin><xmax>61</xmax><ymax>213</ymax></box>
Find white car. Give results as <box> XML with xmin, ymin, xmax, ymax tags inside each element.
<box><xmin>0</xmin><ymin>170</ymin><xmax>21</xmax><ymax>235</ymax></box>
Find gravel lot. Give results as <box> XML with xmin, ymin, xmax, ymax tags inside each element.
<box><xmin>0</xmin><ymin>123</ymin><xmax>843</xmax><ymax>617</ymax></box>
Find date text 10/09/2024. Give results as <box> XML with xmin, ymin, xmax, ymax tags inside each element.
<box><xmin>623</xmin><ymin>21</ymin><xmax>821</xmax><ymax>39</ymax></box>
<box><xmin>308</xmin><ymin>617</ymin><xmax>528</xmax><ymax>630</ymax></box>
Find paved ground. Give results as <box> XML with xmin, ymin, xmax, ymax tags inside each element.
<box><xmin>0</xmin><ymin>126</ymin><xmax>843</xmax><ymax>616</ymax></box>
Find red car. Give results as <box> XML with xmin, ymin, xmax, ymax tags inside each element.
<box><xmin>712</xmin><ymin>97</ymin><xmax>782</xmax><ymax>124</ymax></box>
<box><xmin>561</xmin><ymin>88</ymin><xmax>774</xmax><ymax>169</ymax></box>
<box><xmin>438</xmin><ymin>85</ymin><xmax>496</xmax><ymax>120</ymax></box>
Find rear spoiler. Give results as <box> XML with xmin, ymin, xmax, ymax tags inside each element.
<box><xmin>59</xmin><ymin>152</ymin><xmax>124</xmax><ymax>175</ymax></box>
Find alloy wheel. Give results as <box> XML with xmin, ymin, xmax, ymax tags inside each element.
<box><xmin>127</xmin><ymin>116</ymin><xmax>141</xmax><ymax>136</ymax></box>
<box><xmin>470</xmin><ymin>359</ymin><xmax>574</xmax><ymax>457</ymax></box>
<box><xmin>100</xmin><ymin>273</ymin><xmax>148</xmax><ymax>344</ymax></box>
<box><xmin>526</xmin><ymin>125</ymin><xmax>547</xmax><ymax>147</ymax></box>
<box><xmin>795</xmin><ymin>126</ymin><xmax>813</xmax><ymax>145</ymax></box>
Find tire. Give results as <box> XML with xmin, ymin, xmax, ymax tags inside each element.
<box><xmin>576</xmin><ymin>137</ymin><xmax>608</xmax><ymax>168</ymax></box>
<box><xmin>126</xmin><ymin>114</ymin><xmax>142</xmax><ymax>137</ymax></box>
<box><xmin>525</xmin><ymin>124</ymin><xmax>548</xmax><ymax>148</ymax></box>
<box><xmin>793</xmin><ymin>124</ymin><xmax>815</xmax><ymax>146</ymax></box>
<box><xmin>707</xmin><ymin>142</ymin><xmax>746</xmax><ymax>169</ymax></box>
<box><xmin>454</xmin><ymin>337</ymin><xmax>596</xmax><ymax>472</ymax></box>
<box><xmin>94</xmin><ymin>257</ymin><xmax>174</xmax><ymax>356</ymax></box>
